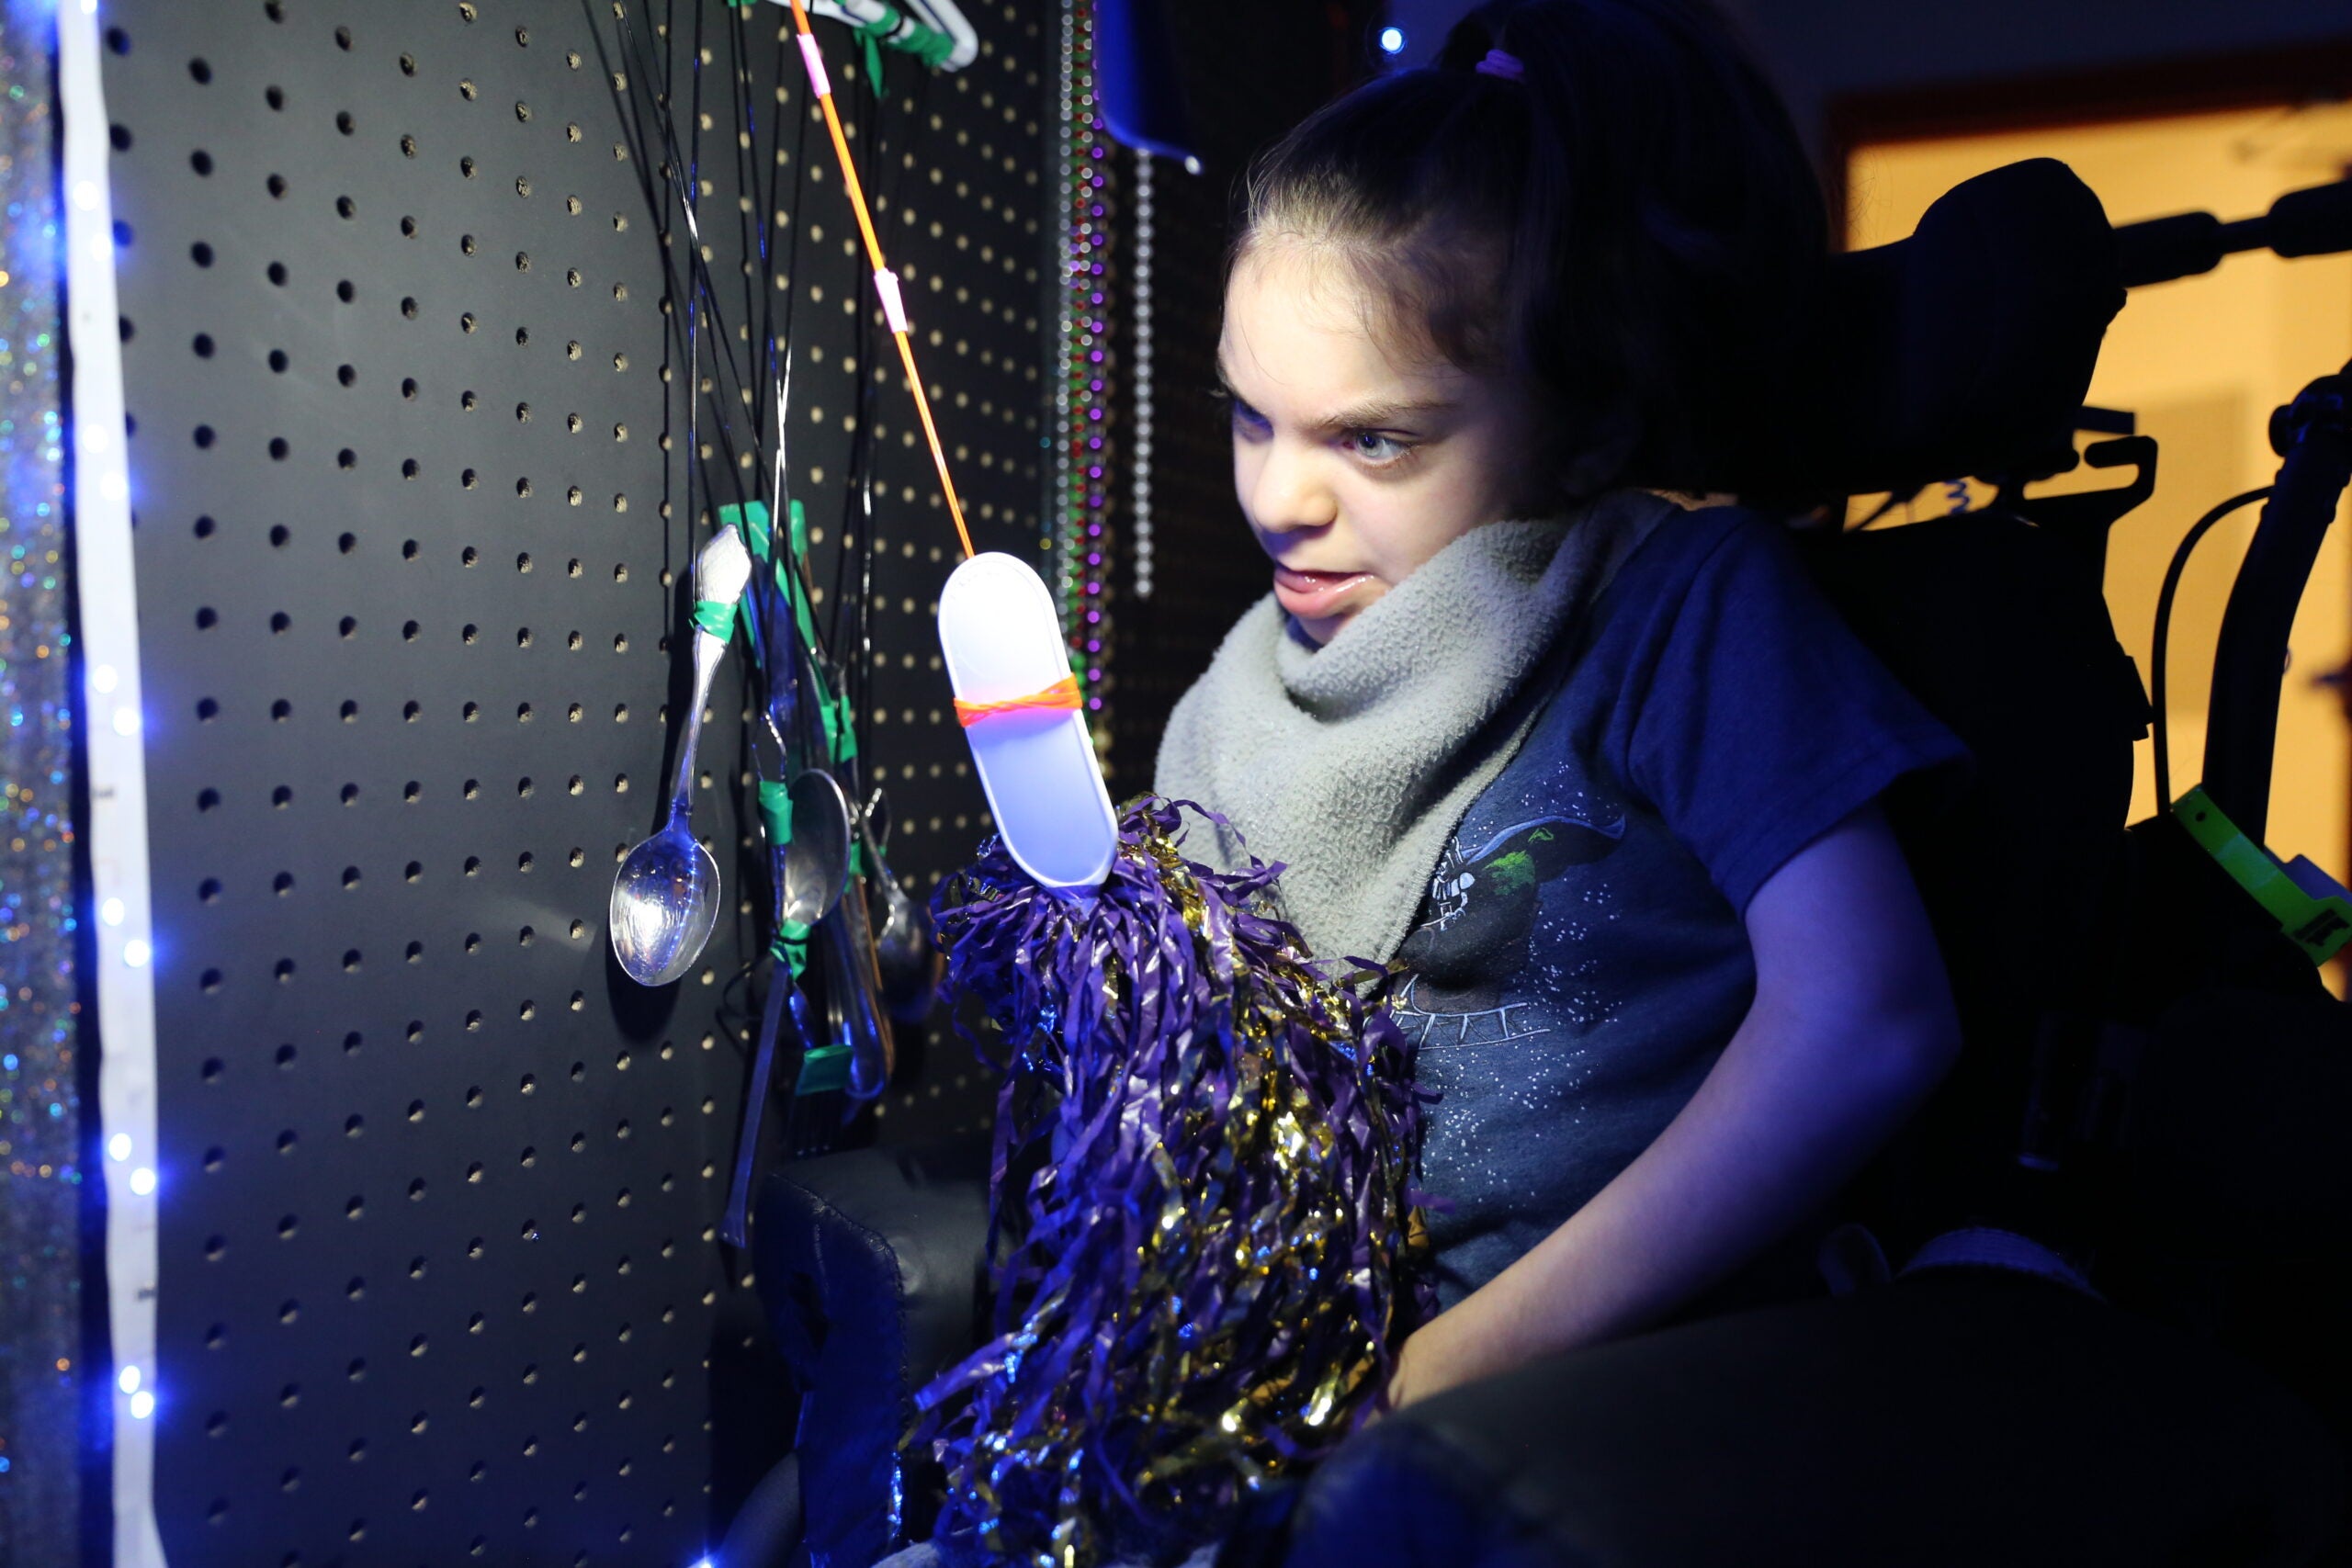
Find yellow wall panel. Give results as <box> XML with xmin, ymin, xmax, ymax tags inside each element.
<box><xmin>1849</xmin><ymin>109</ymin><xmax>2352</xmax><ymax>918</ymax></box>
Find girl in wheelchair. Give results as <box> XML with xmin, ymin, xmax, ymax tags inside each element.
<box><xmin>1156</xmin><ymin>0</ymin><xmax>1970</xmax><ymax>1411</ymax></box>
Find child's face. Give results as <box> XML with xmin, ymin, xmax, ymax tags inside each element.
<box><xmin>1218</xmin><ymin>243</ymin><xmax>1550</xmax><ymax>646</ymax></box>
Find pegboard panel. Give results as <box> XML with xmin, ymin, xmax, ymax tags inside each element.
<box><xmin>96</xmin><ymin>1</ymin><xmax>1046</xmax><ymax>1562</ymax></box>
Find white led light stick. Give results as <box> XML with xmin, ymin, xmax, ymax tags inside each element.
<box><xmin>59</xmin><ymin>2</ymin><xmax>167</xmax><ymax>1562</ymax></box>
<box><xmin>787</xmin><ymin>1</ymin><xmax>1116</xmax><ymax>889</ymax></box>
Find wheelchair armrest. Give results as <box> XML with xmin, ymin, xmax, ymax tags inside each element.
<box><xmin>753</xmin><ymin>1132</ymin><xmax>994</xmax><ymax>1564</ymax></box>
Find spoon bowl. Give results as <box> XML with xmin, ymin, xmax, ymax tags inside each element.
<box><xmin>609</xmin><ymin>532</ymin><xmax>749</xmax><ymax>987</ymax></box>
<box><xmin>860</xmin><ymin>793</ymin><xmax>934</xmax><ymax>1020</ymax></box>
<box><xmin>782</xmin><ymin>768</ymin><xmax>854</xmax><ymax>925</ymax></box>
<box><xmin>610</xmin><ymin>818</ymin><xmax>723</xmax><ymax>987</ymax></box>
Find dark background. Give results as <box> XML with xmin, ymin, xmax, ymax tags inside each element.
<box><xmin>1096</xmin><ymin>1</ymin><xmax>1385</xmax><ymax>780</ymax></box>
<box><xmin>54</xmin><ymin>0</ymin><xmax>2352</xmax><ymax>1562</ymax></box>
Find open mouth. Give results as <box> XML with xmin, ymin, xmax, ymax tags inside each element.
<box><xmin>1272</xmin><ymin>565</ymin><xmax>1374</xmax><ymax>621</ymax></box>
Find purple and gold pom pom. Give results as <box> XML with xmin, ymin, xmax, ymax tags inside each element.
<box><xmin>910</xmin><ymin>797</ymin><xmax>1436</xmax><ymax>1567</ymax></box>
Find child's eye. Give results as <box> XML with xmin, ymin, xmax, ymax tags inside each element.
<box><xmin>1346</xmin><ymin>430</ymin><xmax>1412</xmax><ymax>465</ymax></box>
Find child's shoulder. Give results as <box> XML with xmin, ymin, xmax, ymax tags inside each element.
<box><xmin>1592</xmin><ymin>495</ymin><xmax>1825</xmax><ymax>635</ymax></box>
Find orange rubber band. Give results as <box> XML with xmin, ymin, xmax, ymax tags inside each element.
<box><xmin>954</xmin><ymin>674</ymin><xmax>1082</xmax><ymax>728</ymax></box>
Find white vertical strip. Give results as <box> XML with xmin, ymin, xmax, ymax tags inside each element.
<box><xmin>1129</xmin><ymin>146</ymin><xmax>1153</xmax><ymax>601</ymax></box>
<box><xmin>58</xmin><ymin>3</ymin><xmax>166</xmax><ymax>1565</ymax></box>
<box><xmin>1050</xmin><ymin>0</ymin><xmax>1075</xmax><ymax>594</ymax></box>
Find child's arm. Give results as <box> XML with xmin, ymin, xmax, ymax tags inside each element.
<box><xmin>1388</xmin><ymin>801</ymin><xmax>1961</xmax><ymax>1407</ymax></box>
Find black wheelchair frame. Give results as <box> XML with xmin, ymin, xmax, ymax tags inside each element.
<box><xmin>720</xmin><ymin>160</ymin><xmax>2352</xmax><ymax>1568</ymax></box>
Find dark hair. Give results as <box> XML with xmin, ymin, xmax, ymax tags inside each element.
<box><xmin>1232</xmin><ymin>0</ymin><xmax>1826</xmax><ymax>496</ymax></box>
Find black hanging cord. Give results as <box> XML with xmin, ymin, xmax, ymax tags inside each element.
<box><xmin>2152</xmin><ymin>486</ymin><xmax>2273</xmax><ymax>814</ymax></box>
<box><xmin>724</xmin><ymin>5</ymin><xmax>768</xmax><ymax>462</ymax></box>
<box><xmin>609</xmin><ymin>4</ymin><xmax>760</xmax><ymax>511</ymax></box>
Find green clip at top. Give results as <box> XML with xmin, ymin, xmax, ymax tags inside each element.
<box><xmin>2173</xmin><ymin>785</ymin><xmax>2352</xmax><ymax>966</ymax></box>
<box><xmin>843</xmin><ymin>6</ymin><xmax>959</xmax><ymax>90</ymax></box>
<box><xmin>853</xmin><ymin>10</ymin><xmax>888</xmax><ymax>89</ymax></box>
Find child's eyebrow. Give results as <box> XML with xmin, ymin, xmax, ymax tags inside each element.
<box><xmin>1301</xmin><ymin>396</ymin><xmax>1454</xmax><ymax>434</ymax></box>
<box><xmin>1212</xmin><ymin>366</ymin><xmax>1455</xmax><ymax>433</ymax></box>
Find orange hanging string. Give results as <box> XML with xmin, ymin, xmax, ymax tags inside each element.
<box><xmin>786</xmin><ymin>0</ymin><xmax>976</xmax><ymax>561</ymax></box>
<box><xmin>953</xmin><ymin>673</ymin><xmax>1082</xmax><ymax>728</ymax></box>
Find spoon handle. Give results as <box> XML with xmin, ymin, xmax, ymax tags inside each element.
<box><xmin>840</xmin><ymin>874</ymin><xmax>896</xmax><ymax>1097</ymax></box>
<box><xmin>722</xmin><ymin>957</ymin><xmax>797</xmax><ymax>1248</ymax></box>
<box><xmin>669</xmin><ymin>627</ymin><xmax>730</xmax><ymax>825</ymax></box>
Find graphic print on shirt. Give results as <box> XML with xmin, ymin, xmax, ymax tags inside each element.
<box><xmin>1393</xmin><ymin>797</ymin><xmax>1624</xmax><ymax>1047</ymax></box>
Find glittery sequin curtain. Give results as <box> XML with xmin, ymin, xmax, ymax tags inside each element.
<box><xmin>0</xmin><ymin>1</ymin><xmax>89</xmax><ymax>1560</ymax></box>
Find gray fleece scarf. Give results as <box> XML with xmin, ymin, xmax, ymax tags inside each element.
<box><xmin>1154</xmin><ymin>490</ymin><xmax>1673</xmax><ymax>965</ymax></box>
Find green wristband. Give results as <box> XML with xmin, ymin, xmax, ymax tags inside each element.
<box><xmin>2174</xmin><ymin>785</ymin><xmax>2352</xmax><ymax>965</ymax></box>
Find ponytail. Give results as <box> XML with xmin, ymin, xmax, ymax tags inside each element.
<box><xmin>1234</xmin><ymin>0</ymin><xmax>1826</xmax><ymax>495</ymax></box>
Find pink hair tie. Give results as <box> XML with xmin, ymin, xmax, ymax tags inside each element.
<box><xmin>1475</xmin><ymin>48</ymin><xmax>1525</xmax><ymax>81</ymax></box>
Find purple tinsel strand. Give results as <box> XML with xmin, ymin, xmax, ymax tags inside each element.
<box><xmin>910</xmin><ymin>799</ymin><xmax>1438</xmax><ymax>1566</ymax></box>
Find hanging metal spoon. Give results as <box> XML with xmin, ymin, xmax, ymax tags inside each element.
<box><xmin>610</xmin><ymin>530</ymin><xmax>753</xmax><ymax>987</ymax></box>
<box><xmin>721</xmin><ymin>766</ymin><xmax>852</xmax><ymax>1246</ymax></box>
<box><xmin>860</xmin><ymin>789</ymin><xmax>935</xmax><ymax>1021</ymax></box>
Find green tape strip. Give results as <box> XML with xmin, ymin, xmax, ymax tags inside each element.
<box><xmin>722</xmin><ymin>495</ymin><xmax>858</xmax><ymax>766</ymax></box>
<box><xmin>795</xmin><ymin>1042</ymin><xmax>852</xmax><ymax>1095</ymax></box>
<box><xmin>756</xmin><ymin>778</ymin><xmax>794</xmax><ymax>847</ymax></box>
<box><xmin>828</xmin><ymin>690</ymin><xmax>858</xmax><ymax>765</ymax></box>
<box><xmin>769</xmin><ymin>917</ymin><xmax>812</xmax><ymax>979</ymax></box>
<box><xmin>896</xmin><ymin>16</ymin><xmax>956</xmax><ymax>66</ymax></box>
<box><xmin>854</xmin><ymin>7</ymin><xmax>888</xmax><ymax>88</ymax></box>
<box><xmin>783</xmin><ymin>500</ymin><xmax>822</xmax><ymax>656</ymax></box>
<box><xmin>848</xmin><ymin>5</ymin><xmax>956</xmax><ymax>82</ymax></box>
<box><xmin>692</xmin><ymin>597</ymin><xmax>739</xmax><ymax>644</ymax></box>
<box><xmin>722</xmin><ymin>501</ymin><xmax>775</xmax><ymax>566</ymax></box>
<box><xmin>2173</xmin><ymin>785</ymin><xmax>2352</xmax><ymax>965</ymax></box>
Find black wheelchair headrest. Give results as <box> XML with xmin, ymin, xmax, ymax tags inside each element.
<box><xmin>1737</xmin><ymin>158</ymin><xmax>2125</xmax><ymax>502</ymax></box>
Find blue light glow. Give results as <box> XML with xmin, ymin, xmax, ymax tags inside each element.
<box><xmin>1378</xmin><ymin>25</ymin><xmax>1406</xmax><ymax>54</ymax></box>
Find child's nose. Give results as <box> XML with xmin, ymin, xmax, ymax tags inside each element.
<box><xmin>1246</xmin><ymin>442</ymin><xmax>1339</xmax><ymax>535</ymax></box>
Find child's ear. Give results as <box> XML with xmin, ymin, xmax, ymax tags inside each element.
<box><xmin>1558</xmin><ymin>408</ymin><xmax>1643</xmax><ymax>499</ymax></box>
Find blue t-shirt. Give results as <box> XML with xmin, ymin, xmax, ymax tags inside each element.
<box><xmin>1395</xmin><ymin>506</ymin><xmax>1968</xmax><ymax>1311</ymax></box>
